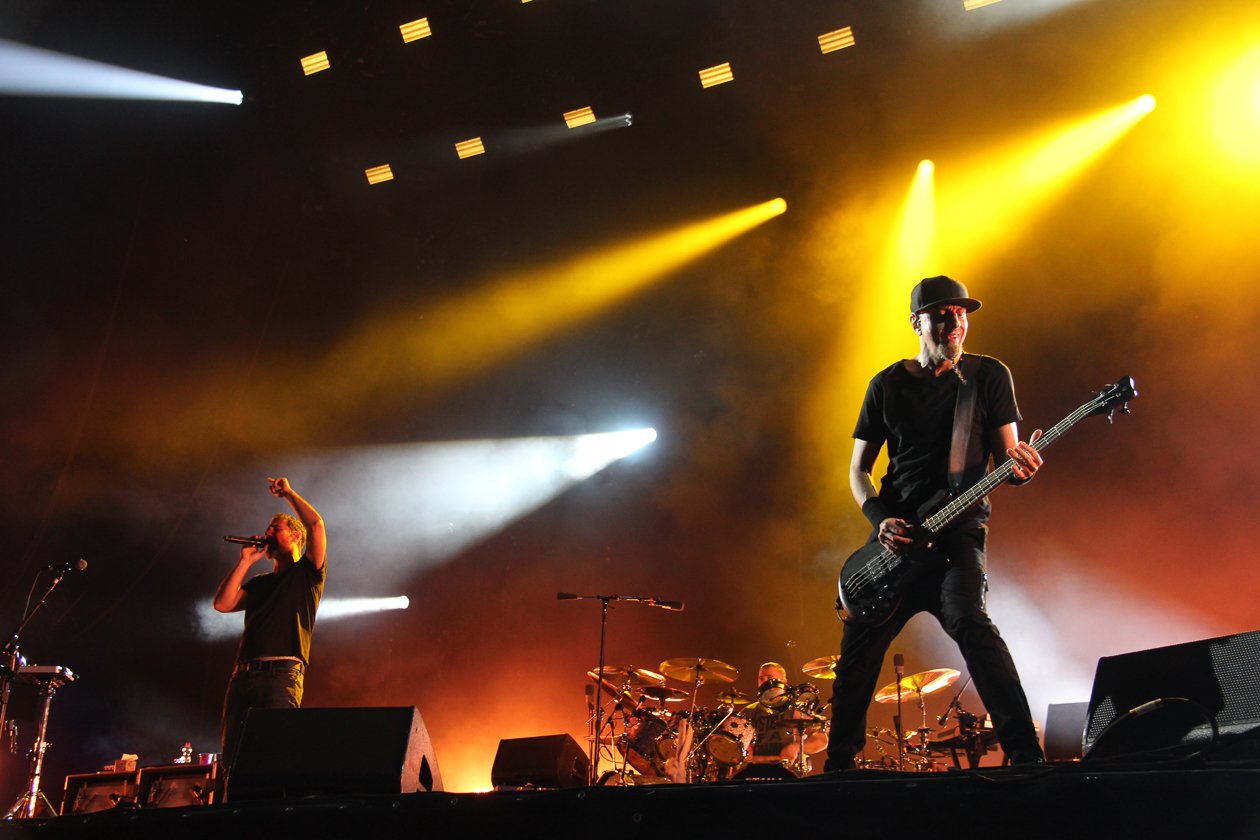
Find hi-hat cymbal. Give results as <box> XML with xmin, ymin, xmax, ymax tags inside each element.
<box><xmin>716</xmin><ymin>689</ymin><xmax>756</xmax><ymax>706</ymax></box>
<box><xmin>658</xmin><ymin>657</ymin><xmax>740</xmax><ymax>685</ymax></box>
<box><xmin>873</xmin><ymin>668</ymin><xmax>961</xmax><ymax>704</ymax></box>
<box><xmin>802</xmin><ymin>655</ymin><xmax>841</xmax><ymax>680</ymax></box>
<box><xmin>587</xmin><ymin>666</ymin><xmax>666</xmax><ymax>687</ymax></box>
<box><xmin>637</xmin><ymin>685</ymin><xmax>689</xmax><ymax>702</ymax></box>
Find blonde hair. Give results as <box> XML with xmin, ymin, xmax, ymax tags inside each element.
<box><xmin>270</xmin><ymin>513</ymin><xmax>307</xmax><ymax>553</ymax></box>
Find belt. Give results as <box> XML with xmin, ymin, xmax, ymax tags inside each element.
<box><xmin>236</xmin><ymin>658</ymin><xmax>304</xmax><ymax>673</ymax></box>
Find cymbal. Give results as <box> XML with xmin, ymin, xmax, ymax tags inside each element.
<box><xmin>637</xmin><ymin>685</ymin><xmax>689</xmax><ymax>702</ymax></box>
<box><xmin>873</xmin><ymin>668</ymin><xmax>961</xmax><ymax>704</ymax></box>
<box><xmin>801</xmin><ymin>655</ymin><xmax>841</xmax><ymax>680</ymax></box>
<box><xmin>716</xmin><ymin>689</ymin><xmax>756</xmax><ymax>706</ymax></box>
<box><xmin>658</xmin><ymin>657</ymin><xmax>739</xmax><ymax>685</ymax></box>
<box><xmin>587</xmin><ymin>666</ymin><xmax>666</xmax><ymax>687</ymax></box>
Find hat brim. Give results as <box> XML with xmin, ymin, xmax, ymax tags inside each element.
<box><xmin>913</xmin><ymin>296</ymin><xmax>982</xmax><ymax>313</ymax></box>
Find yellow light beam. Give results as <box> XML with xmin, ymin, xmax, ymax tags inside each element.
<box><xmin>935</xmin><ymin>95</ymin><xmax>1156</xmax><ymax>269</ymax></box>
<box><xmin>320</xmin><ymin>199</ymin><xmax>788</xmax><ymax>400</ymax></box>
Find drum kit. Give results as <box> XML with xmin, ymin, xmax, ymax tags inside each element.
<box><xmin>587</xmin><ymin>656</ymin><xmax>830</xmax><ymax>785</ymax></box>
<box><xmin>588</xmin><ymin>657</ymin><xmax>1000</xmax><ymax>783</ymax></box>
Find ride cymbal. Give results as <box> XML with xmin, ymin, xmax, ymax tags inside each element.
<box><xmin>658</xmin><ymin>657</ymin><xmax>739</xmax><ymax>684</ymax></box>
<box><xmin>873</xmin><ymin>668</ymin><xmax>961</xmax><ymax>704</ymax></box>
<box><xmin>801</xmin><ymin>655</ymin><xmax>841</xmax><ymax>680</ymax></box>
<box><xmin>586</xmin><ymin>666</ymin><xmax>667</xmax><ymax>687</ymax></box>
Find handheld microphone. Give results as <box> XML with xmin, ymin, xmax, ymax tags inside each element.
<box><xmin>223</xmin><ymin>535</ymin><xmax>267</xmax><ymax>547</ymax></box>
<box><xmin>47</xmin><ymin>559</ymin><xmax>88</xmax><ymax>574</ymax></box>
<box><xmin>893</xmin><ymin>652</ymin><xmax>905</xmax><ymax>677</ymax></box>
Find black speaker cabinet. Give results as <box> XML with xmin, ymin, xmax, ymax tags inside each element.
<box><xmin>1083</xmin><ymin>629</ymin><xmax>1260</xmax><ymax>759</ymax></box>
<box><xmin>228</xmin><ymin>706</ymin><xmax>442</xmax><ymax>801</ymax></box>
<box><xmin>62</xmin><ymin>770</ymin><xmax>138</xmax><ymax>814</ymax></box>
<box><xmin>1043</xmin><ymin>701</ymin><xmax>1089</xmax><ymax>763</ymax></box>
<box><xmin>491</xmin><ymin>734</ymin><xmax>588</xmax><ymax>789</ymax></box>
<box><xmin>137</xmin><ymin>763</ymin><xmax>216</xmax><ymax>808</ymax></box>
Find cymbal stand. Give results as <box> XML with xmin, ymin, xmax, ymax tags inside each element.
<box><xmin>892</xmin><ymin>654</ymin><xmax>905</xmax><ymax>771</ymax></box>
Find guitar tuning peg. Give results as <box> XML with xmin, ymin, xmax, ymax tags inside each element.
<box><xmin>1120</xmin><ymin>402</ymin><xmax>1131</xmax><ymax>415</ymax></box>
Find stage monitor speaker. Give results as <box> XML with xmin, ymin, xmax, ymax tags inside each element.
<box><xmin>491</xmin><ymin>734</ymin><xmax>588</xmax><ymax>789</ymax></box>
<box><xmin>1083</xmin><ymin>629</ymin><xmax>1260</xmax><ymax>759</ymax></box>
<box><xmin>1043</xmin><ymin>702</ymin><xmax>1089</xmax><ymax>763</ymax></box>
<box><xmin>137</xmin><ymin>763</ymin><xmax>216</xmax><ymax>808</ymax></box>
<box><xmin>62</xmin><ymin>770</ymin><xmax>138</xmax><ymax>814</ymax></box>
<box><xmin>228</xmin><ymin>706</ymin><xmax>442</xmax><ymax>801</ymax></box>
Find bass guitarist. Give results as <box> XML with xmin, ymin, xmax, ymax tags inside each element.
<box><xmin>826</xmin><ymin>275</ymin><xmax>1045</xmax><ymax>770</ymax></box>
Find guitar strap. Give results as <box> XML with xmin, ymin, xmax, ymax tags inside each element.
<box><xmin>948</xmin><ymin>354</ymin><xmax>984</xmax><ymax>494</ymax></box>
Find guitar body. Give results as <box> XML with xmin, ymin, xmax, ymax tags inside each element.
<box><xmin>836</xmin><ymin>529</ymin><xmax>945</xmax><ymax>627</ymax></box>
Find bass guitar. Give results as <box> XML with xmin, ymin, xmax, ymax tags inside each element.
<box><xmin>836</xmin><ymin>375</ymin><xmax>1137</xmax><ymax>626</ymax></box>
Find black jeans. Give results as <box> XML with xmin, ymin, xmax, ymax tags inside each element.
<box><xmin>219</xmin><ymin>660</ymin><xmax>305</xmax><ymax>792</ymax></box>
<box><xmin>827</xmin><ymin>527</ymin><xmax>1042</xmax><ymax>767</ymax></box>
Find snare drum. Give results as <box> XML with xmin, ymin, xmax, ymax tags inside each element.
<box><xmin>790</xmin><ymin>682</ymin><xmax>821</xmax><ymax>714</ymax></box>
<box><xmin>706</xmin><ymin>715</ymin><xmax>756</xmax><ymax>766</ymax></box>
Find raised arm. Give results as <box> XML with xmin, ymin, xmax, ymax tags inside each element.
<box><xmin>268</xmin><ymin>477</ymin><xmax>327</xmax><ymax>570</ymax></box>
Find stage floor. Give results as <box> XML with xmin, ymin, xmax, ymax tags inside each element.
<box><xmin>3</xmin><ymin>759</ymin><xmax>1260</xmax><ymax>840</ymax></box>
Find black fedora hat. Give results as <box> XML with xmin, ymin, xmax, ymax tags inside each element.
<box><xmin>910</xmin><ymin>275</ymin><xmax>982</xmax><ymax>313</ymax></box>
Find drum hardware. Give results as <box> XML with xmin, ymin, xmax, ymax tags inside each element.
<box><xmin>872</xmin><ymin>664</ymin><xmax>960</xmax><ymax>772</ymax></box>
<box><xmin>659</xmin><ymin>658</ymin><xmax>740</xmax><ymax>782</ymax></box>
<box><xmin>560</xmin><ymin>591</ymin><xmax>682</xmax><ymax>785</ymax></box>
<box><xmin>636</xmin><ymin>686</ymin><xmax>689</xmax><ymax>703</ymax></box>
<box><xmin>4</xmin><ymin>665</ymin><xmax>77</xmax><ymax>819</ymax></box>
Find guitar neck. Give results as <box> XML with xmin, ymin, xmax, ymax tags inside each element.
<box><xmin>921</xmin><ymin>399</ymin><xmax>1097</xmax><ymax>535</ymax></box>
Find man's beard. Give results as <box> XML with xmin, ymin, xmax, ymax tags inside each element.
<box><xmin>930</xmin><ymin>338</ymin><xmax>964</xmax><ymax>366</ymax></box>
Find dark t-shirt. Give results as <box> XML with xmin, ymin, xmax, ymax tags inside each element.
<box><xmin>237</xmin><ymin>554</ymin><xmax>325</xmax><ymax>665</ymax></box>
<box><xmin>853</xmin><ymin>354</ymin><xmax>1021</xmax><ymax>525</ymax></box>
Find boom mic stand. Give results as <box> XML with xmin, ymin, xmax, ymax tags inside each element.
<box><xmin>558</xmin><ymin>592</ymin><xmax>682</xmax><ymax>785</ymax></box>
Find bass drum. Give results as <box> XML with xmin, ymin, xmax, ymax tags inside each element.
<box><xmin>620</xmin><ymin>711</ymin><xmax>674</xmax><ymax>776</ymax></box>
<box><xmin>705</xmin><ymin>715</ymin><xmax>756</xmax><ymax>767</ymax></box>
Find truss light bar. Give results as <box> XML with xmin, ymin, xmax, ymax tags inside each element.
<box><xmin>963</xmin><ymin>0</ymin><xmax>1005</xmax><ymax>9</ymax></box>
<box><xmin>563</xmin><ymin>106</ymin><xmax>597</xmax><ymax>128</ymax></box>
<box><xmin>819</xmin><ymin>27</ymin><xmax>856</xmax><ymax>54</ymax></box>
<box><xmin>300</xmin><ymin>51</ymin><xmax>330</xmax><ymax>75</ymax></box>
<box><xmin>365</xmin><ymin>164</ymin><xmax>395</xmax><ymax>184</ymax></box>
<box><xmin>400</xmin><ymin>18</ymin><xmax>433</xmax><ymax>42</ymax></box>
<box><xmin>699</xmin><ymin>62</ymin><xmax>734</xmax><ymax>89</ymax></box>
<box><xmin>456</xmin><ymin>137</ymin><xmax>486</xmax><ymax>159</ymax></box>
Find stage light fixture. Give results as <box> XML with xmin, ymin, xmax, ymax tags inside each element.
<box><xmin>819</xmin><ymin>27</ymin><xmax>856</xmax><ymax>54</ymax></box>
<box><xmin>301</xmin><ymin>51</ymin><xmax>330</xmax><ymax>76</ymax></box>
<box><xmin>196</xmin><ymin>596</ymin><xmax>409</xmax><ymax>641</ymax></box>
<box><xmin>365</xmin><ymin>164</ymin><xmax>395</xmax><ymax>185</ymax></box>
<box><xmin>563</xmin><ymin>106</ymin><xmax>597</xmax><ymax>129</ymax></box>
<box><xmin>400</xmin><ymin>18</ymin><xmax>433</xmax><ymax>43</ymax></box>
<box><xmin>456</xmin><ymin>137</ymin><xmax>486</xmax><ymax>159</ymax></box>
<box><xmin>964</xmin><ymin>0</ymin><xmax>1005</xmax><ymax>9</ymax></box>
<box><xmin>699</xmin><ymin>62</ymin><xmax>734</xmax><ymax>89</ymax></box>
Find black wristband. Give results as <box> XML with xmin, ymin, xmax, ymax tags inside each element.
<box><xmin>1008</xmin><ymin>472</ymin><xmax>1033</xmax><ymax>486</ymax></box>
<box><xmin>861</xmin><ymin>497</ymin><xmax>893</xmax><ymax>528</ymax></box>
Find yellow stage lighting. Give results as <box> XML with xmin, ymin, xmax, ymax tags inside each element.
<box><xmin>400</xmin><ymin>18</ymin><xmax>433</xmax><ymax>43</ymax></box>
<box><xmin>1213</xmin><ymin>47</ymin><xmax>1260</xmax><ymax>165</ymax></box>
<box><xmin>456</xmin><ymin>137</ymin><xmax>486</xmax><ymax>159</ymax></box>
<box><xmin>300</xmin><ymin>51</ymin><xmax>330</xmax><ymax>76</ymax></box>
<box><xmin>963</xmin><ymin>0</ymin><xmax>1004</xmax><ymax>9</ymax></box>
<box><xmin>896</xmin><ymin>160</ymin><xmax>936</xmax><ymax>274</ymax></box>
<box><xmin>699</xmin><ymin>63</ymin><xmax>734</xmax><ymax>88</ymax></box>
<box><xmin>364</xmin><ymin>164</ymin><xmax>394</xmax><ymax>185</ymax></box>
<box><xmin>819</xmin><ymin>27</ymin><xmax>856</xmax><ymax>54</ymax></box>
<box><xmin>563</xmin><ymin>106</ymin><xmax>596</xmax><ymax>128</ymax></box>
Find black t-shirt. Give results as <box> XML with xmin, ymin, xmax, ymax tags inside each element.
<box><xmin>853</xmin><ymin>354</ymin><xmax>1021</xmax><ymax>525</ymax></box>
<box><xmin>237</xmin><ymin>554</ymin><xmax>326</xmax><ymax>665</ymax></box>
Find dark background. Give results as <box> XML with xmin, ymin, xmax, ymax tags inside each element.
<box><xmin>2</xmin><ymin>0</ymin><xmax>1258</xmax><ymax>794</ymax></box>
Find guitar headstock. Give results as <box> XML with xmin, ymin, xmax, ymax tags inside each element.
<box><xmin>1086</xmin><ymin>376</ymin><xmax>1138</xmax><ymax>422</ymax></box>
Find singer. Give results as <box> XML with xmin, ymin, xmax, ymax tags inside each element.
<box><xmin>212</xmin><ymin>476</ymin><xmax>326</xmax><ymax>797</ymax></box>
<box><xmin>826</xmin><ymin>277</ymin><xmax>1044</xmax><ymax>770</ymax></box>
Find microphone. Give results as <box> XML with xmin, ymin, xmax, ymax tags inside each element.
<box><xmin>47</xmin><ymin>559</ymin><xmax>88</xmax><ymax>574</ymax></box>
<box><xmin>556</xmin><ymin>592</ymin><xmax>579</xmax><ymax>600</ymax></box>
<box><xmin>893</xmin><ymin>652</ymin><xmax>905</xmax><ymax>678</ymax></box>
<box><xmin>647</xmin><ymin>598</ymin><xmax>684</xmax><ymax>612</ymax></box>
<box><xmin>224</xmin><ymin>535</ymin><xmax>267</xmax><ymax>547</ymax></box>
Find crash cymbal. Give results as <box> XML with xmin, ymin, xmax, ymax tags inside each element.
<box><xmin>715</xmin><ymin>689</ymin><xmax>756</xmax><ymax>706</ymax></box>
<box><xmin>637</xmin><ymin>685</ymin><xmax>689</xmax><ymax>702</ymax></box>
<box><xmin>587</xmin><ymin>666</ymin><xmax>667</xmax><ymax>687</ymax></box>
<box><xmin>658</xmin><ymin>657</ymin><xmax>740</xmax><ymax>685</ymax></box>
<box><xmin>873</xmin><ymin>668</ymin><xmax>961</xmax><ymax>704</ymax></box>
<box><xmin>801</xmin><ymin>655</ymin><xmax>841</xmax><ymax>680</ymax></box>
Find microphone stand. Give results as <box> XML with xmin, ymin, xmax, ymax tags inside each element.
<box><xmin>893</xmin><ymin>654</ymin><xmax>905</xmax><ymax>772</ymax></box>
<box><xmin>0</xmin><ymin>567</ymin><xmax>73</xmax><ymax>748</ymax></box>
<box><xmin>557</xmin><ymin>592</ymin><xmax>681</xmax><ymax>785</ymax></box>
